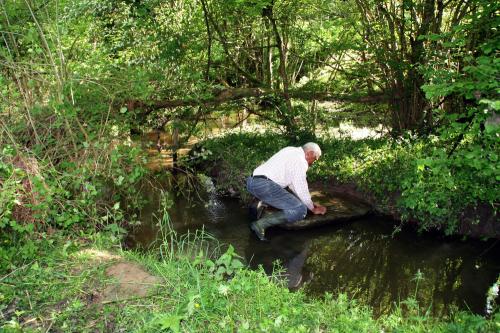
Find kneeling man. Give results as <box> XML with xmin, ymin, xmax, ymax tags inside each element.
<box><xmin>246</xmin><ymin>142</ymin><xmax>327</xmax><ymax>241</ymax></box>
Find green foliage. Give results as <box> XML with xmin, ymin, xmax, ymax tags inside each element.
<box><xmin>203</xmin><ymin>245</ymin><xmax>244</xmax><ymax>281</ymax></box>
<box><xmin>486</xmin><ymin>275</ymin><xmax>500</xmax><ymax>316</ymax></box>
<box><xmin>321</xmin><ymin>135</ymin><xmax>498</xmax><ymax>233</ymax></box>
<box><xmin>409</xmin><ymin>0</ymin><xmax>500</xmax><ymax>231</ymax></box>
<box><xmin>0</xmin><ymin>146</ymin><xmax>22</xmax><ymax>231</ymax></box>
<box><xmin>422</xmin><ymin>0</ymin><xmax>499</xmax><ymax>103</ymax></box>
<box><xmin>187</xmin><ymin>132</ymin><xmax>289</xmax><ymax>197</ymax></box>
<box><xmin>0</xmin><ymin>114</ymin><xmax>151</xmax><ymax>268</ymax></box>
<box><xmin>195</xmin><ymin>132</ymin><xmax>498</xmax><ymax>234</ymax></box>
<box><xmin>0</xmin><ymin>0</ymin><xmax>155</xmax><ymax>269</ymax></box>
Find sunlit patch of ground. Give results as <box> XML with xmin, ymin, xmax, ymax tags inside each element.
<box><xmin>325</xmin><ymin>122</ymin><xmax>388</xmax><ymax>140</ymax></box>
<box><xmin>72</xmin><ymin>249</ymin><xmax>161</xmax><ymax>304</ymax></box>
<box><xmin>73</xmin><ymin>248</ymin><xmax>122</xmax><ymax>263</ymax></box>
<box><xmin>14</xmin><ymin>247</ymin><xmax>162</xmax><ymax>332</ymax></box>
<box><xmin>142</xmin><ymin>111</ymin><xmax>388</xmax><ymax>170</ymax></box>
<box><xmin>102</xmin><ymin>262</ymin><xmax>161</xmax><ymax>303</ymax></box>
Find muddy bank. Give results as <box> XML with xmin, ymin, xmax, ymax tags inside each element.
<box><xmin>312</xmin><ymin>179</ymin><xmax>499</xmax><ymax>240</ymax></box>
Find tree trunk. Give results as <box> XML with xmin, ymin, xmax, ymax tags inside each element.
<box><xmin>129</xmin><ymin>88</ymin><xmax>388</xmax><ymax>115</ymax></box>
<box><xmin>263</xmin><ymin>2</ymin><xmax>295</xmax><ymax>132</ymax></box>
<box><xmin>263</xmin><ymin>18</ymin><xmax>273</xmax><ymax>87</ymax></box>
<box><xmin>200</xmin><ymin>0</ymin><xmax>212</xmax><ymax>81</ymax></box>
<box><xmin>390</xmin><ymin>75</ymin><xmax>427</xmax><ymax>135</ymax></box>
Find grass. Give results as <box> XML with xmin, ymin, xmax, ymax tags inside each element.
<box><xmin>1</xmin><ymin>213</ymin><xmax>499</xmax><ymax>332</ymax></box>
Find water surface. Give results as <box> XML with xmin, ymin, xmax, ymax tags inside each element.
<box><xmin>127</xmin><ymin>185</ymin><xmax>500</xmax><ymax>317</ymax></box>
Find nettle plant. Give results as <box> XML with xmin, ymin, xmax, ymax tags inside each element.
<box><xmin>0</xmin><ymin>146</ymin><xmax>57</xmax><ymax>235</ymax></box>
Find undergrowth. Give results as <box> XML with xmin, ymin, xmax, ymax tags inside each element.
<box><xmin>189</xmin><ymin>132</ymin><xmax>499</xmax><ymax>235</ymax></box>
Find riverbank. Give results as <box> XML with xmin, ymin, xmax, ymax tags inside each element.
<box><xmin>1</xmin><ymin>132</ymin><xmax>498</xmax><ymax>331</ymax></box>
<box><xmin>189</xmin><ymin>132</ymin><xmax>499</xmax><ymax>239</ymax></box>
<box><xmin>2</xmin><ymin>228</ymin><xmax>499</xmax><ymax>332</ymax></box>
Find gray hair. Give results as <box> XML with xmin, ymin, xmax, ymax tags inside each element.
<box><xmin>302</xmin><ymin>142</ymin><xmax>321</xmax><ymax>159</ymax></box>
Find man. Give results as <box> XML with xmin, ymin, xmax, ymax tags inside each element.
<box><xmin>246</xmin><ymin>142</ymin><xmax>327</xmax><ymax>241</ymax></box>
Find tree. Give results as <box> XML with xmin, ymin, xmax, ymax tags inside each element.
<box><xmin>350</xmin><ymin>0</ymin><xmax>472</xmax><ymax>134</ymax></box>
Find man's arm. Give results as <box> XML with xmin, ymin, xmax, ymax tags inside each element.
<box><xmin>289</xmin><ymin>168</ymin><xmax>326</xmax><ymax>215</ymax></box>
<box><xmin>289</xmin><ymin>172</ymin><xmax>314</xmax><ymax>210</ymax></box>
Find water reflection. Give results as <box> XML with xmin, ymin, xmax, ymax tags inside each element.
<box><xmin>127</xmin><ymin>187</ymin><xmax>500</xmax><ymax>317</ymax></box>
<box><xmin>303</xmin><ymin>222</ymin><xmax>500</xmax><ymax>316</ymax></box>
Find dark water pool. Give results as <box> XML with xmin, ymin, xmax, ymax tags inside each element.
<box><xmin>126</xmin><ymin>185</ymin><xmax>500</xmax><ymax>317</ymax></box>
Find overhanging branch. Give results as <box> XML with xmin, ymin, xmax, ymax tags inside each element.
<box><xmin>127</xmin><ymin>88</ymin><xmax>389</xmax><ymax>115</ymax></box>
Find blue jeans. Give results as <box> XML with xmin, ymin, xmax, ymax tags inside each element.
<box><xmin>246</xmin><ymin>176</ymin><xmax>307</xmax><ymax>223</ymax></box>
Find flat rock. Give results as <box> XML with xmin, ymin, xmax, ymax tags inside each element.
<box><xmin>279</xmin><ymin>190</ymin><xmax>372</xmax><ymax>230</ymax></box>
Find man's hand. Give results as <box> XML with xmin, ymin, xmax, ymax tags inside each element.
<box><xmin>312</xmin><ymin>203</ymin><xmax>326</xmax><ymax>215</ymax></box>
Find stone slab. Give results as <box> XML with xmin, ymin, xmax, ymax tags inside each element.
<box><xmin>278</xmin><ymin>190</ymin><xmax>372</xmax><ymax>230</ymax></box>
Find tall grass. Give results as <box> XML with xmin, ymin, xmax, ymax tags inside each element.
<box><xmin>154</xmin><ymin>202</ymin><xmax>222</xmax><ymax>264</ymax></box>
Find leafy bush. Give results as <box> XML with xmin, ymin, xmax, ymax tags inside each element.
<box><xmin>320</xmin><ymin>135</ymin><xmax>498</xmax><ymax>233</ymax></box>
<box><xmin>0</xmin><ymin>140</ymin><xmax>151</xmax><ymax>272</ymax></box>
<box><xmin>187</xmin><ymin>132</ymin><xmax>289</xmax><ymax>198</ymax></box>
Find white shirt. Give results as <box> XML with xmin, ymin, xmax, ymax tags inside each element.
<box><xmin>253</xmin><ymin>146</ymin><xmax>314</xmax><ymax>210</ymax></box>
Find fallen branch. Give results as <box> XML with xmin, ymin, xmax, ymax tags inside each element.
<box><xmin>127</xmin><ymin>88</ymin><xmax>389</xmax><ymax>114</ymax></box>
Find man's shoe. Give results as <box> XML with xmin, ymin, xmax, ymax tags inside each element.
<box><xmin>249</xmin><ymin>211</ymin><xmax>287</xmax><ymax>241</ymax></box>
<box><xmin>250</xmin><ymin>221</ymin><xmax>268</xmax><ymax>241</ymax></box>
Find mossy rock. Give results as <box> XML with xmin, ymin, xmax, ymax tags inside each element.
<box><xmin>279</xmin><ymin>191</ymin><xmax>372</xmax><ymax>230</ymax></box>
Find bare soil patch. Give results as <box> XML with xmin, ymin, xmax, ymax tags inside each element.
<box><xmin>101</xmin><ymin>262</ymin><xmax>161</xmax><ymax>303</ymax></box>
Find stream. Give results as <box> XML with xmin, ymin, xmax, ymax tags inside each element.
<box><xmin>126</xmin><ymin>179</ymin><xmax>500</xmax><ymax>317</ymax></box>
